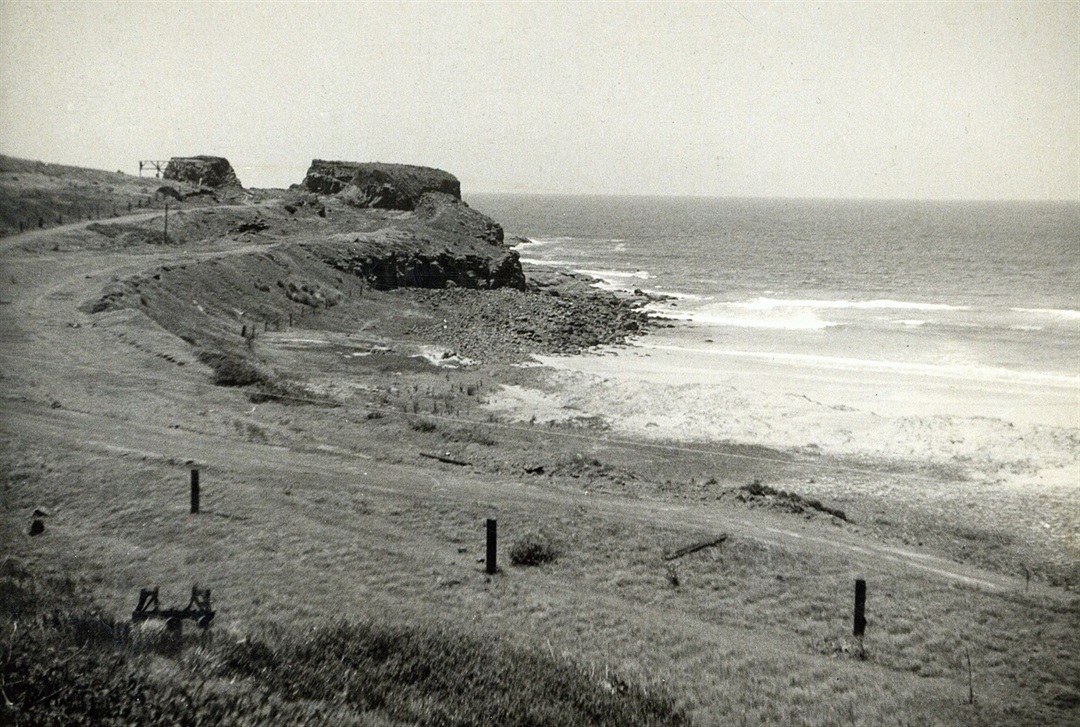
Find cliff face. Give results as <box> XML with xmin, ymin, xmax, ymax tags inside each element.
<box><xmin>164</xmin><ymin>156</ymin><xmax>242</xmax><ymax>189</ymax></box>
<box><xmin>298</xmin><ymin>160</ymin><xmax>518</xmax><ymax>289</ymax></box>
<box><xmin>302</xmin><ymin>160</ymin><xmax>460</xmax><ymax>210</ymax></box>
<box><xmin>306</xmin><ymin>225</ymin><xmax>525</xmax><ymax>292</ymax></box>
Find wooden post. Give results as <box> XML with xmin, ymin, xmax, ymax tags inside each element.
<box><xmin>486</xmin><ymin>518</ymin><xmax>497</xmax><ymax>574</ymax></box>
<box><xmin>241</xmin><ymin>324</ymin><xmax>247</xmax><ymax>338</ymax></box>
<box><xmin>190</xmin><ymin>469</ymin><xmax>200</xmax><ymax>514</ymax></box>
<box><xmin>164</xmin><ymin>202</ymin><xmax>169</xmax><ymax>244</ymax></box>
<box><xmin>853</xmin><ymin>579</ymin><xmax>867</xmax><ymax>637</ymax></box>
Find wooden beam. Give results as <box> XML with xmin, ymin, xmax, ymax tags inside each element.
<box><xmin>663</xmin><ymin>534</ymin><xmax>728</xmax><ymax>561</ymax></box>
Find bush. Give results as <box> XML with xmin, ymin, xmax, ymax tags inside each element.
<box><xmin>510</xmin><ymin>530</ymin><xmax>560</xmax><ymax>567</ymax></box>
<box><xmin>196</xmin><ymin>350</ymin><xmax>264</xmax><ymax>387</ymax></box>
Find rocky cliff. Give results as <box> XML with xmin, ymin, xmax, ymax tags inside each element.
<box><xmin>414</xmin><ymin>192</ymin><xmax>504</xmax><ymax>246</ymax></box>
<box><xmin>301</xmin><ymin>161</ymin><xmax>461</xmax><ymax>210</ymax></box>
<box><xmin>297</xmin><ymin>160</ymin><xmax>516</xmax><ymax>289</ymax></box>
<box><xmin>164</xmin><ymin>156</ymin><xmax>242</xmax><ymax>189</ymax></box>
<box><xmin>305</xmin><ymin>223</ymin><xmax>525</xmax><ymax>292</ymax></box>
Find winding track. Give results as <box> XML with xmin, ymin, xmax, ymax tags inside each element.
<box><xmin>0</xmin><ymin>211</ymin><xmax>1034</xmax><ymax>597</ymax></box>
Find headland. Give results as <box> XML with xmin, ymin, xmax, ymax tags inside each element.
<box><xmin>0</xmin><ymin>154</ymin><xmax>1075</xmax><ymax>725</ymax></box>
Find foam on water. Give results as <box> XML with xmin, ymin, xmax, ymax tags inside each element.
<box><xmin>649</xmin><ymin>305</ymin><xmax>839</xmax><ymax>330</ymax></box>
<box><xmin>643</xmin><ymin>343</ymin><xmax>1080</xmax><ymax>389</ymax></box>
<box><xmin>1011</xmin><ymin>307</ymin><xmax>1080</xmax><ymax>320</ymax></box>
<box><xmin>739</xmin><ymin>297</ymin><xmax>970</xmax><ymax>312</ymax></box>
<box><xmin>470</xmin><ymin>194</ymin><xmax>1080</xmax><ymax>423</ymax></box>
<box><xmin>574</xmin><ymin>268</ymin><xmax>652</xmax><ymax>285</ymax></box>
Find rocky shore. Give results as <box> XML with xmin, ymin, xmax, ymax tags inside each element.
<box><xmin>401</xmin><ymin>270</ymin><xmax>653</xmax><ymax>362</ymax></box>
<box><xmin>3</xmin><ymin>154</ymin><xmax>1077</xmax><ymax>727</ymax></box>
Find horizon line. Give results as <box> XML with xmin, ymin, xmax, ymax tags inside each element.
<box><xmin>3</xmin><ymin>151</ymin><xmax>1076</xmax><ymax>205</ymax></box>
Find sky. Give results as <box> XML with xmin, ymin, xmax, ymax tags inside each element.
<box><xmin>1</xmin><ymin>1</ymin><xmax>1077</xmax><ymax>200</ymax></box>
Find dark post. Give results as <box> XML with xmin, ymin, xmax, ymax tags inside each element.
<box><xmin>853</xmin><ymin>579</ymin><xmax>867</xmax><ymax>637</ymax></box>
<box><xmin>163</xmin><ymin>202</ymin><xmax>169</xmax><ymax>244</ymax></box>
<box><xmin>486</xmin><ymin>518</ymin><xmax>497</xmax><ymax>574</ymax></box>
<box><xmin>190</xmin><ymin>469</ymin><xmax>200</xmax><ymax>514</ymax></box>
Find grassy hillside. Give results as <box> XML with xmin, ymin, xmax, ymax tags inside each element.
<box><xmin>1</xmin><ymin>156</ymin><xmax>1077</xmax><ymax>725</ymax></box>
<box><xmin>0</xmin><ymin>155</ymin><xmax>227</xmax><ymax>237</ymax></box>
<box><xmin>1</xmin><ymin>563</ymin><xmax>686</xmax><ymax>726</ymax></box>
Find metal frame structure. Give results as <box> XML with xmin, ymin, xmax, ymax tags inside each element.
<box><xmin>132</xmin><ymin>586</ymin><xmax>214</xmax><ymax>630</ymax></box>
<box><xmin>138</xmin><ymin>160</ymin><xmax>170</xmax><ymax>178</ymax></box>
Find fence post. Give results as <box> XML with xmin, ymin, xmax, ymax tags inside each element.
<box><xmin>854</xmin><ymin>579</ymin><xmax>866</xmax><ymax>637</ymax></box>
<box><xmin>190</xmin><ymin>469</ymin><xmax>200</xmax><ymax>514</ymax></box>
<box><xmin>486</xmin><ymin>518</ymin><xmax>497</xmax><ymax>574</ymax></box>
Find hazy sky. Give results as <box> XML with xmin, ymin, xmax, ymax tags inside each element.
<box><xmin>1</xmin><ymin>1</ymin><xmax>1077</xmax><ymax>199</ymax></box>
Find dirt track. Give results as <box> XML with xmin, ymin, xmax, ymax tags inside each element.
<box><xmin>4</xmin><ymin>214</ymin><xmax>1079</xmax><ymax>725</ymax></box>
<box><xmin>0</xmin><ymin>218</ymin><xmax>1032</xmax><ymax>594</ymax></box>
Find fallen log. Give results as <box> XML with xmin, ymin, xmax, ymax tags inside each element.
<box><xmin>663</xmin><ymin>534</ymin><xmax>728</xmax><ymax>561</ymax></box>
<box><xmin>420</xmin><ymin>451</ymin><xmax>470</xmax><ymax>466</ymax></box>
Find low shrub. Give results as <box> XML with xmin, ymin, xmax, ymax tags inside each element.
<box><xmin>196</xmin><ymin>349</ymin><xmax>264</xmax><ymax>387</ymax></box>
<box><xmin>510</xmin><ymin>530</ymin><xmax>560</xmax><ymax>566</ymax></box>
<box><xmin>409</xmin><ymin>418</ymin><xmax>437</xmax><ymax>433</ymax></box>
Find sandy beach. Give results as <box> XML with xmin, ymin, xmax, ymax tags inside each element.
<box><xmin>3</xmin><ymin>158</ymin><xmax>1077</xmax><ymax>725</ymax></box>
<box><xmin>484</xmin><ymin>321</ymin><xmax>1080</xmax><ymax>575</ymax></box>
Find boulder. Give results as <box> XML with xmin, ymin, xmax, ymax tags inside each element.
<box><xmin>163</xmin><ymin>156</ymin><xmax>242</xmax><ymax>189</ymax></box>
<box><xmin>301</xmin><ymin>160</ymin><xmax>460</xmax><ymax>210</ymax></box>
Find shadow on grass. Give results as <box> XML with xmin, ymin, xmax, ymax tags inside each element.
<box><xmin>1</xmin><ymin>568</ymin><xmax>688</xmax><ymax>726</ymax></box>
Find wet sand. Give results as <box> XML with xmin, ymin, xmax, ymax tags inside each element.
<box><xmin>483</xmin><ymin>321</ymin><xmax>1080</xmax><ymax>574</ymax></box>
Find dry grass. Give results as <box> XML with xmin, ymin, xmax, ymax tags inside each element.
<box><xmin>1</xmin><ymin>164</ymin><xmax>1075</xmax><ymax>725</ymax></box>
<box><xmin>3</xmin><ymin>441</ymin><xmax>1076</xmax><ymax>726</ymax></box>
<box><xmin>1</xmin><ymin>573</ymin><xmax>686</xmax><ymax>726</ymax></box>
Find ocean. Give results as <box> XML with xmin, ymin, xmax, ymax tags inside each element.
<box><xmin>467</xmin><ymin>195</ymin><xmax>1079</xmax><ymax>429</ymax></box>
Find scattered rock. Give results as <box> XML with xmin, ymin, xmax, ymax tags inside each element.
<box><xmin>234</xmin><ymin>216</ymin><xmax>269</xmax><ymax>234</ymax></box>
<box><xmin>737</xmin><ymin>480</ymin><xmax>849</xmax><ymax>522</ymax></box>
<box><xmin>157</xmin><ymin>185</ymin><xmax>183</xmax><ymax>201</ymax></box>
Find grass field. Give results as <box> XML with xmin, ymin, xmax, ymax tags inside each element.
<box><xmin>1</xmin><ymin>159</ymin><xmax>1077</xmax><ymax>725</ymax></box>
<box><xmin>3</xmin><ymin>427</ymin><xmax>1076</xmax><ymax>725</ymax></box>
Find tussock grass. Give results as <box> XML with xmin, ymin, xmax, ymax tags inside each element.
<box><xmin>195</xmin><ymin>349</ymin><xmax>337</xmax><ymax>407</ymax></box>
<box><xmin>408</xmin><ymin>417</ymin><xmax>438</xmax><ymax>433</ymax></box>
<box><xmin>0</xmin><ymin>571</ymin><xmax>687</xmax><ymax>726</ymax></box>
<box><xmin>510</xmin><ymin>530</ymin><xmax>560</xmax><ymax>566</ymax></box>
<box><xmin>4</xmin><ymin>442</ymin><xmax>1076</xmax><ymax>726</ymax></box>
<box><xmin>196</xmin><ymin>349</ymin><xmax>264</xmax><ymax>387</ymax></box>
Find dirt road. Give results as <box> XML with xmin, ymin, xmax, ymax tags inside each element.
<box><xmin>0</xmin><ymin>216</ymin><xmax>1027</xmax><ymax>594</ymax></box>
<box><xmin>4</xmin><ymin>213</ymin><xmax>1077</xmax><ymax>726</ymax></box>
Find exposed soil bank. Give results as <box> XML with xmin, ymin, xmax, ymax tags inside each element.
<box><xmin>2</xmin><ymin>156</ymin><xmax>1077</xmax><ymax>726</ymax></box>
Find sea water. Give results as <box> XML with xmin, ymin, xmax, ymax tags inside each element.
<box><xmin>467</xmin><ymin>195</ymin><xmax>1079</xmax><ymax>428</ymax></box>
